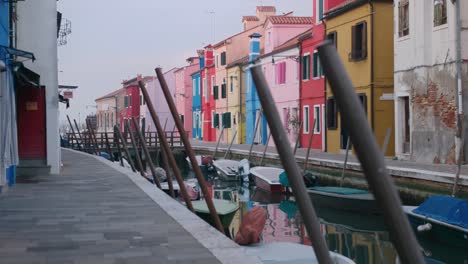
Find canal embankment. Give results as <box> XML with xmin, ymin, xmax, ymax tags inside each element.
<box><xmin>191</xmin><ymin>141</ymin><xmax>468</xmax><ymax>202</ymax></box>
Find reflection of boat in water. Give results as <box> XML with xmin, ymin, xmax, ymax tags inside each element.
<box><xmin>307</xmin><ymin>186</ymin><xmax>380</xmax><ymax>214</ymax></box>
<box><xmin>314</xmin><ymin>206</ymin><xmax>386</xmax><ymax>232</ymax></box>
<box><xmin>242</xmin><ymin>242</ymin><xmax>355</xmax><ymax>264</ymax></box>
<box><xmin>417</xmin><ymin>233</ymin><xmax>468</xmax><ymax>264</ymax></box>
<box><xmin>192</xmin><ymin>199</ymin><xmax>239</xmax><ymax>230</ymax></box>
<box><xmin>251</xmin><ymin>188</ymin><xmax>287</xmax><ymax>204</ymax></box>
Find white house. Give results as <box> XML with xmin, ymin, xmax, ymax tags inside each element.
<box><xmin>394</xmin><ymin>0</ymin><xmax>468</xmax><ymax>164</ymax></box>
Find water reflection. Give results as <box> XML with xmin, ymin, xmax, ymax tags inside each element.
<box><xmin>204</xmin><ymin>180</ymin><xmax>468</xmax><ymax>264</ymax></box>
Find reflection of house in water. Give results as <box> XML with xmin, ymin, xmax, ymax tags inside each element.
<box><xmin>262</xmin><ymin>204</ymin><xmax>301</xmax><ymax>244</ymax></box>
<box><xmin>302</xmin><ymin>223</ymin><xmax>397</xmax><ymax>264</ymax></box>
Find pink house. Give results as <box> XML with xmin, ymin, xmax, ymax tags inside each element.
<box><xmin>175</xmin><ymin>57</ymin><xmax>200</xmax><ymax>134</ymax></box>
<box><xmin>257</xmin><ymin>15</ymin><xmax>313</xmax><ymax>146</ymax></box>
<box><xmin>213</xmin><ymin>43</ymin><xmax>228</xmax><ymax>143</ymax></box>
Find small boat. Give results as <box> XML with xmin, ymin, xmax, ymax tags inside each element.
<box><xmin>403</xmin><ymin>195</ymin><xmax>468</xmax><ymax>247</ymax></box>
<box><xmin>186</xmin><ymin>155</ymin><xmax>202</xmax><ymax>170</ymax></box>
<box><xmin>160</xmin><ymin>179</ymin><xmax>199</xmax><ymax>200</ymax></box>
<box><xmin>250</xmin><ymin>166</ymin><xmax>285</xmax><ymax>193</ymax></box>
<box><xmin>314</xmin><ymin>205</ymin><xmax>386</xmax><ymax>232</ymax></box>
<box><xmin>307</xmin><ymin>186</ymin><xmax>380</xmax><ymax>214</ymax></box>
<box><xmin>186</xmin><ymin>155</ymin><xmax>215</xmax><ymax>174</ymax></box>
<box><xmin>192</xmin><ymin>199</ymin><xmax>239</xmax><ymax>230</ymax></box>
<box><xmin>242</xmin><ymin>242</ymin><xmax>355</xmax><ymax>264</ymax></box>
<box><xmin>213</xmin><ymin>159</ymin><xmax>241</xmax><ymax>181</ymax></box>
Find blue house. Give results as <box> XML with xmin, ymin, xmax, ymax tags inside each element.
<box><xmin>245</xmin><ymin>33</ymin><xmax>267</xmax><ymax>145</ymax></box>
<box><xmin>191</xmin><ymin>55</ymin><xmax>204</xmax><ymax>140</ymax></box>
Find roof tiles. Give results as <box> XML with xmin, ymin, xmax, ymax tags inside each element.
<box><xmin>256</xmin><ymin>6</ymin><xmax>276</xmax><ymax>12</ymax></box>
<box><xmin>268</xmin><ymin>16</ymin><xmax>313</xmax><ymax>25</ymax></box>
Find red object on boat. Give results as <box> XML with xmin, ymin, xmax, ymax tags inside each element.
<box><xmin>235</xmin><ymin>207</ymin><xmax>267</xmax><ymax>245</ymax></box>
<box><xmin>201</xmin><ymin>155</ymin><xmax>213</xmax><ymax>165</ymax></box>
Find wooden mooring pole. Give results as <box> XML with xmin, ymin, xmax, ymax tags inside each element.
<box><xmin>247</xmin><ymin>111</ymin><xmax>261</xmax><ymax>162</ymax></box>
<box><xmin>259</xmin><ymin>132</ymin><xmax>271</xmax><ymax>166</ymax></box>
<box><xmin>155</xmin><ymin>68</ymin><xmax>223</xmax><ymax>232</ymax></box>
<box><xmin>125</xmin><ymin>120</ymin><xmax>146</xmax><ymax>178</ymax></box>
<box><xmin>213</xmin><ymin>125</ymin><xmax>225</xmax><ymax>158</ymax></box>
<box><xmin>114</xmin><ymin>126</ymin><xmax>124</xmax><ymax>167</ymax></box>
<box><xmin>303</xmin><ymin>119</ymin><xmax>316</xmax><ymax>174</ymax></box>
<box><xmin>114</xmin><ymin>125</ymin><xmax>137</xmax><ymax>172</ymax></box>
<box><xmin>86</xmin><ymin>119</ymin><xmax>99</xmax><ymax>155</ymax></box>
<box><xmin>293</xmin><ymin>121</ymin><xmax>303</xmax><ymax>155</ymax></box>
<box><xmin>66</xmin><ymin>115</ymin><xmax>81</xmax><ymax>151</ymax></box>
<box><xmin>224</xmin><ymin>129</ymin><xmax>237</xmax><ymax>159</ymax></box>
<box><xmin>74</xmin><ymin>119</ymin><xmax>87</xmax><ymax>153</ymax></box>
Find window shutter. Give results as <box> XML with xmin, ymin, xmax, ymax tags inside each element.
<box><xmin>214</xmin><ymin>113</ymin><xmax>219</xmax><ymax>128</ymax></box>
<box><xmin>221</xmin><ymin>52</ymin><xmax>226</xmax><ymax>65</ymax></box>
<box><xmin>313</xmin><ymin>53</ymin><xmax>318</xmax><ymax>78</ymax></box>
<box><xmin>224</xmin><ymin>113</ymin><xmax>231</xmax><ymax>128</ymax></box>
<box><xmin>282</xmin><ymin>62</ymin><xmax>286</xmax><ymax>84</ymax></box>
<box><xmin>351</xmin><ymin>25</ymin><xmax>357</xmax><ymax>59</ymax></box>
<box><xmin>221</xmin><ymin>84</ymin><xmax>226</xmax><ymax>98</ymax></box>
<box><xmin>398</xmin><ymin>1</ymin><xmax>403</xmax><ymax>37</ymax></box>
<box><xmin>213</xmin><ymin>85</ymin><xmax>219</xmax><ymax>99</ymax></box>
<box><xmin>361</xmin><ymin>22</ymin><xmax>367</xmax><ymax>59</ymax></box>
<box><xmin>124</xmin><ymin>96</ymin><xmax>128</xmax><ymax>107</ymax></box>
<box><xmin>319</xmin><ymin>0</ymin><xmax>324</xmax><ymax>21</ymax></box>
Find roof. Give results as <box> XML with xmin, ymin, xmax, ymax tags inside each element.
<box><xmin>325</xmin><ymin>0</ymin><xmax>391</xmax><ymax>19</ymax></box>
<box><xmin>272</xmin><ymin>28</ymin><xmax>313</xmax><ymax>53</ymax></box>
<box><xmin>242</xmin><ymin>16</ymin><xmax>259</xmax><ymax>22</ymax></box>
<box><xmin>123</xmin><ymin>76</ymin><xmax>153</xmax><ymax>88</ymax></box>
<box><xmin>226</xmin><ymin>55</ymin><xmax>249</xmax><ymax>68</ymax></box>
<box><xmin>95</xmin><ymin>88</ymin><xmax>125</xmax><ymax>101</ymax></box>
<box><xmin>267</xmin><ymin>16</ymin><xmax>313</xmax><ymax>25</ymax></box>
<box><xmin>257</xmin><ymin>6</ymin><xmax>276</xmax><ymax>12</ymax></box>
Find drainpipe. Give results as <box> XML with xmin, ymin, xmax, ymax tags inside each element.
<box><xmin>323</xmin><ymin>20</ymin><xmax>328</xmax><ymax>152</ymax></box>
<box><xmin>299</xmin><ymin>43</ymin><xmax>303</xmax><ymax>148</ymax></box>
<box><xmin>238</xmin><ymin>65</ymin><xmax>243</xmax><ymax>143</ymax></box>
<box><xmin>454</xmin><ymin>0</ymin><xmax>464</xmax><ymax>162</ymax></box>
<box><xmin>369</xmin><ymin>0</ymin><xmax>375</xmax><ymax>131</ymax></box>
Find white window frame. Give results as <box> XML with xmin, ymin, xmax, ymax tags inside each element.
<box><xmin>203</xmin><ymin>77</ymin><xmax>208</xmax><ymax>102</ymax></box>
<box><xmin>198</xmin><ymin>78</ymin><xmax>201</xmax><ymax>96</ymax></box>
<box><xmin>303</xmin><ymin>53</ymin><xmax>310</xmax><ymax>81</ymax></box>
<box><xmin>303</xmin><ymin>105</ymin><xmax>310</xmax><ymax>134</ymax></box>
<box><xmin>316</xmin><ymin>0</ymin><xmax>324</xmax><ymax>24</ymax></box>
<box><xmin>313</xmin><ymin>105</ymin><xmax>321</xmax><ymax>134</ymax></box>
<box><xmin>192</xmin><ymin>79</ymin><xmax>196</xmax><ymax>96</ymax></box>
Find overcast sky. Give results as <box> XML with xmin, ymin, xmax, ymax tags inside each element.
<box><xmin>57</xmin><ymin>0</ymin><xmax>312</xmax><ymax>125</ymax></box>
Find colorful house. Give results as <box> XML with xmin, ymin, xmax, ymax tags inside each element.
<box><xmin>299</xmin><ymin>0</ymin><xmax>346</xmax><ymax>151</ymax></box>
<box><xmin>175</xmin><ymin>57</ymin><xmax>199</xmax><ymax>135</ymax></box>
<box><xmin>201</xmin><ymin>45</ymin><xmax>217</xmax><ymax>142</ymax></box>
<box><xmin>191</xmin><ymin>50</ymin><xmax>204</xmax><ymax>140</ymax></box>
<box><xmin>213</xmin><ymin>42</ymin><xmax>229</xmax><ymax>143</ymax></box>
<box><xmin>121</xmin><ymin>76</ymin><xmax>144</xmax><ymax>132</ymax></box>
<box><xmin>324</xmin><ymin>0</ymin><xmax>395</xmax><ymax>155</ymax></box>
<box><xmin>95</xmin><ymin>88</ymin><xmax>124</xmax><ymax>133</ymax></box>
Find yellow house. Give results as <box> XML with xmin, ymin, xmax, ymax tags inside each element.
<box><xmin>226</xmin><ymin>56</ymin><xmax>249</xmax><ymax>144</ymax></box>
<box><xmin>324</xmin><ymin>0</ymin><xmax>395</xmax><ymax>156</ymax></box>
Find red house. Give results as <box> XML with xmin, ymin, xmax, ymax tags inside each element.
<box><xmin>300</xmin><ymin>0</ymin><xmax>345</xmax><ymax>150</ymax></box>
<box><xmin>201</xmin><ymin>45</ymin><xmax>217</xmax><ymax>142</ymax></box>
<box><xmin>120</xmin><ymin>75</ymin><xmax>149</xmax><ymax>132</ymax></box>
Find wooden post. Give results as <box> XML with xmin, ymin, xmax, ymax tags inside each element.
<box><xmin>104</xmin><ymin>128</ymin><xmax>114</xmax><ymax>162</ymax></box>
<box><xmin>114</xmin><ymin>126</ymin><xmax>124</xmax><ymax>167</ymax></box>
<box><xmin>74</xmin><ymin>119</ymin><xmax>87</xmax><ymax>153</ymax></box>
<box><xmin>247</xmin><ymin>111</ymin><xmax>261</xmax><ymax>162</ymax></box>
<box><xmin>303</xmin><ymin>120</ymin><xmax>316</xmax><ymax>174</ymax></box>
<box><xmin>114</xmin><ymin>125</ymin><xmax>137</xmax><ymax>172</ymax></box>
<box><xmin>224</xmin><ymin>129</ymin><xmax>238</xmax><ymax>159</ymax></box>
<box><xmin>88</xmin><ymin>119</ymin><xmax>100</xmax><ymax>154</ymax></box>
<box><xmin>86</xmin><ymin>119</ymin><xmax>99</xmax><ymax>155</ymax></box>
<box><xmin>382</xmin><ymin>127</ymin><xmax>392</xmax><ymax>156</ymax></box>
<box><xmin>66</xmin><ymin>115</ymin><xmax>81</xmax><ymax>151</ymax></box>
<box><xmin>153</xmin><ymin>69</ymin><xmax>224</xmax><ymax>232</ymax></box>
<box><xmin>293</xmin><ymin>121</ymin><xmax>303</xmax><ymax>155</ymax></box>
<box><xmin>125</xmin><ymin>120</ymin><xmax>145</xmax><ymax>177</ymax></box>
<box><xmin>132</xmin><ymin>117</ymin><xmax>163</xmax><ymax>190</ymax></box>
<box><xmin>340</xmin><ymin>137</ymin><xmax>351</xmax><ymax>187</ymax></box>
<box><xmin>213</xmin><ymin>125</ymin><xmax>225</xmax><ymax>158</ymax></box>
<box><xmin>139</xmin><ymin>82</ymin><xmax>196</xmax><ymax>203</ymax></box>
<box><xmin>259</xmin><ymin>132</ymin><xmax>271</xmax><ymax>166</ymax></box>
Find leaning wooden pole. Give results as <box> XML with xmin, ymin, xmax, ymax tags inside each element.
<box><xmin>86</xmin><ymin>119</ymin><xmax>99</xmax><ymax>155</ymax></box>
<box><xmin>74</xmin><ymin>119</ymin><xmax>87</xmax><ymax>153</ymax></box>
<box><xmin>303</xmin><ymin>119</ymin><xmax>316</xmax><ymax>174</ymax></box>
<box><xmin>251</xmin><ymin>65</ymin><xmax>333</xmax><ymax>264</ymax></box>
<box><xmin>293</xmin><ymin>121</ymin><xmax>303</xmax><ymax>155</ymax></box>
<box><xmin>114</xmin><ymin>126</ymin><xmax>124</xmax><ymax>167</ymax></box>
<box><xmin>154</xmin><ymin>68</ymin><xmax>223</xmax><ymax>232</ymax></box>
<box><xmin>138</xmin><ymin>81</ymin><xmax>192</xmax><ymax>204</ymax></box>
<box><xmin>259</xmin><ymin>132</ymin><xmax>271</xmax><ymax>166</ymax></box>
<box><xmin>340</xmin><ymin>136</ymin><xmax>351</xmax><ymax>187</ymax></box>
<box><xmin>125</xmin><ymin>120</ymin><xmax>146</xmax><ymax>178</ymax></box>
<box><xmin>104</xmin><ymin>128</ymin><xmax>114</xmax><ymax>162</ymax></box>
<box><xmin>317</xmin><ymin>41</ymin><xmax>424</xmax><ymax>263</ymax></box>
<box><xmin>224</xmin><ymin>129</ymin><xmax>238</xmax><ymax>159</ymax></box>
<box><xmin>132</xmin><ymin>117</ymin><xmax>163</xmax><ymax>190</ymax></box>
<box><xmin>66</xmin><ymin>115</ymin><xmax>81</xmax><ymax>151</ymax></box>
<box><xmin>213</xmin><ymin>125</ymin><xmax>225</xmax><ymax>158</ymax></box>
<box><xmin>87</xmin><ymin>119</ymin><xmax>100</xmax><ymax>154</ymax></box>
<box><xmin>247</xmin><ymin>111</ymin><xmax>261</xmax><ymax>162</ymax></box>
<box><xmin>114</xmin><ymin>125</ymin><xmax>137</xmax><ymax>172</ymax></box>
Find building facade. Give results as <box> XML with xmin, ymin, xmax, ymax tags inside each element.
<box><xmin>95</xmin><ymin>89</ymin><xmax>123</xmax><ymax>133</ymax></box>
<box><xmin>201</xmin><ymin>45</ymin><xmax>217</xmax><ymax>142</ymax></box>
<box><xmin>394</xmin><ymin>0</ymin><xmax>468</xmax><ymax>163</ymax></box>
<box><xmin>226</xmin><ymin>57</ymin><xmax>248</xmax><ymax>144</ymax></box>
<box><xmin>121</xmin><ymin>76</ymin><xmax>142</xmax><ymax>132</ymax></box>
<box><xmin>325</xmin><ymin>0</ymin><xmax>395</xmax><ymax>156</ymax></box>
<box><xmin>175</xmin><ymin>57</ymin><xmax>199</xmax><ymax>135</ymax></box>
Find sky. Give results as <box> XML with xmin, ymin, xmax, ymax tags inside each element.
<box><xmin>57</xmin><ymin>0</ymin><xmax>312</xmax><ymax>125</ymax></box>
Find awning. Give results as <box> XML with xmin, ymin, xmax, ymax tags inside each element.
<box><xmin>0</xmin><ymin>45</ymin><xmax>35</xmax><ymax>61</ymax></box>
<box><xmin>12</xmin><ymin>62</ymin><xmax>40</xmax><ymax>87</ymax></box>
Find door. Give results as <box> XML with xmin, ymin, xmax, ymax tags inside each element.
<box><xmin>17</xmin><ymin>85</ymin><xmax>46</xmax><ymax>159</ymax></box>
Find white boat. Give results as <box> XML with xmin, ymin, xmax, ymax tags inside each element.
<box><xmin>186</xmin><ymin>155</ymin><xmax>202</xmax><ymax>170</ymax></box>
<box><xmin>213</xmin><ymin>159</ymin><xmax>241</xmax><ymax>181</ymax></box>
<box><xmin>242</xmin><ymin>242</ymin><xmax>355</xmax><ymax>264</ymax></box>
<box><xmin>250</xmin><ymin>166</ymin><xmax>285</xmax><ymax>193</ymax></box>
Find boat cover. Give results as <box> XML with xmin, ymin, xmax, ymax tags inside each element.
<box><xmin>413</xmin><ymin>195</ymin><xmax>468</xmax><ymax>229</ymax></box>
<box><xmin>309</xmin><ymin>186</ymin><xmax>368</xmax><ymax>195</ymax></box>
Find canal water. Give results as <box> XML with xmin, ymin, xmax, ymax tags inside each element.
<box><xmin>180</xmin><ymin>171</ymin><xmax>467</xmax><ymax>264</ymax></box>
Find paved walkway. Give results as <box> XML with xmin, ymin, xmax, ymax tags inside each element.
<box><xmin>0</xmin><ymin>149</ymin><xmax>234</xmax><ymax>264</ymax></box>
<box><xmin>192</xmin><ymin>140</ymin><xmax>468</xmax><ymax>187</ymax></box>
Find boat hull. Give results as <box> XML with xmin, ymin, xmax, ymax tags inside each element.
<box><xmin>254</xmin><ymin>176</ymin><xmax>285</xmax><ymax>193</ymax></box>
<box><xmin>404</xmin><ymin>206</ymin><xmax>468</xmax><ymax>248</ymax></box>
<box><xmin>307</xmin><ymin>188</ymin><xmax>380</xmax><ymax>214</ymax></box>
<box><xmin>195</xmin><ymin>210</ymin><xmax>237</xmax><ymax>230</ymax></box>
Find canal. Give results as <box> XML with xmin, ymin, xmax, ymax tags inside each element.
<box><xmin>178</xmin><ymin>171</ymin><xmax>467</xmax><ymax>264</ymax></box>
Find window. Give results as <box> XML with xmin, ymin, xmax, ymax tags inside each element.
<box><xmin>220</xmin><ymin>52</ymin><xmax>226</xmax><ymax>66</ymax></box>
<box><xmin>230</xmin><ymin>78</ymin><xmax>234</xmax><ymax>93</ymax></box>
<box><xmin>222</xmin><ymin>112</ymin><xmax>231</xmax><ymax>128</ymax></box>
<box><xmin>203</xmin><ymin>77</ymin><xmax>208</xmax><ymax>102</ymax></box>
<box><xmin>213</xmin><ymin>113</ymin><xmax>220</xmax><ymax>128</ymax></box>
<box><xmin>313</xmin><ymin>105</ymin><xmax>320</xmax><ymax>134</ymax></box>
<box><xmin>221</xmin><ymin>84</ymin><xmax>227</xmax><ymax>98</ymax></box>
<box><xmin>213</xmin><ymin>85</ymin><xmax>219</xmax><ymax>99</ymax></box>
<box><xmin>140</xmin><ymin>95</ymin><xmax>144</xmax><ymax>105</ymax></box>
<box><xmin>358</xmin><ymin>93</ymin><xmax>368</xmax><ymax>114</ymax></box>
<box><xmin>327</xmin><ymin>31</ymin><xmax>337</xmax><ymax>47</ymax></box>
<box><xmin>267</xmin><ymin>31</ymin><xmax>271</xmax><ymax>45</ymax></box>
<box><xmin>303</xmin><ymin>106</ymin><xmax>310</xmax><ymax>134</ymax></box>
<box><xmin>211</xmin><ymin>76</ymin><xmax>215</xmax><ymax>95</ymax></box>
<box><xmin>302</xmin><ymin>54</ymin><xmax>310</xmax><ymax>80</ymax></box>
<box><xmin>192</xmin><ymin>79</ymin><xmax>196</xmax><ymax>96</ymax></box>
<box><xmin>398</xmin><ymin>0</ymin><xmax>409</xmax><ymax>37</ymax></box>
<box><xmin>215</xmin><ymin>55</ymin><xmax>219</xmax><ymax>68</ymax></box>
<box><xmin>275</xmin><ymin>62</ymin><xmax>286</xmax><ymax>84</ymax></box>
<box><xmin>124</xmin><ymin>96</ymin><xmax>128</xmax><ymax>107</ymax></box>
<box><xmin>193</xmin><ymin>113</ymin><xmax>196</xmax><ymax>128</ymax></box>
<box><xmin>198</xmin><ymin>78</ymin><xmax>201</xmax><ymax>95</ymax></box>
<box><xmin>283</xmin><ymin>108</ymin><xmax>289</xmax><ymax>130</ymax></box>
<box><xmin>111</xmin><ymin>113</ymin><xmax>113</xmax><ymax>126</ymax></box>
<box><xmin>317</xmin><ymin>0</ymin><xmax>324</xmax><ymax>23</ymax></box>
<box><xmin>351</xmin><ymin>22</ymin><xmax>367</xmax><ymax>61</ymax></box>
<box><xmin>434</xmin><ymin>0</ymin><xmax>447</xmax><ymax>27</ymax></box>
<box><xmin>128</xmin><ymin>95</ymin><xmax>132</xmax><ymax>106</ymax></box>
<box><xmin>313</xmin><ymin>52</ymin><xmax>323</xmax><ymax>78</ymax></box>
<box><xmin>327</xmin><ymin>97</ymin><xmax>337</xmax><ymax>129</ymax></box>
<box><xmin>180</xmin><ymin>115</ymin><xmax>184</xmax><ymax>126</ymax></box>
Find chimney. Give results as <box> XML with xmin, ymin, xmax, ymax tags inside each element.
<box><xmin>197</xmin><ymin>49</ymin><xmax>205</xmax><ymax>69</ymax></box>
<box><xmin>249</xmin><ymin>33</ymin><xmax>262</xmax><ymax>62</ymax></box>
<box><xmin>256</xmin><ymin>6</ymin><xmax>276</xmax><ymax>24</ymax></box>
<box><xmin>242</xmin><ymin>16</ymin><xmax>260</xmax><ymax>31</ymax></box>
<box><xmin>204</xmin><ymin>45</ymin><xmax>214</xmax><ymax>67</ymax></box>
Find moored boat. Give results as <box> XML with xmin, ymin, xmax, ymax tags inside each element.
<box><xmin>192</xmin><ymin>199</ymin><xmax>239</xmax><ymax>230</ymax></box>
<box><xmin>403</xmin><ymin>195</ymin><xmax>468</xmax><ymax>248</ymax></box>
<box><xmin>250</xmin><ymin>166</ymin><xmax>285</xmax><ymax>193</ymax></box>
<box><xmin>307</xmin><ymin>186</ymin><xmax>380</xmax><ymax>214</ymax></box>
<box><xmin>213</xmin><ymin>159</ymin><xmax>241</xmax><ymax>181</ymax></box>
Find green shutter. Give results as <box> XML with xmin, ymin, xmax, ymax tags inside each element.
<box><xmin>214</xmin><ymin>113</ymin><xmax>219</xmax><ymax>128</ymax></box>
<box><xmin>221</xmin><ymin>52</ymin><xmax>226</xmax><ymax>65</ymax></box>
<box><xmin>214</xmin><ymin>85</ymin><xmax>219</xmax><ymax>99</ymax></box>
<box><xmin>221</xmin><ymin>84</ymin><xmax>226</xmax><ymax>98</ymax></box>
<box><xmin>226</xmin><ymin>113</ymin><xmax>231</xmax><ymax>128</ymax></box>
<box><xmin>319</xmin><ymin>0</ymin><xmax>323</xmax><ymax>21</ymax></box>
<box><xmin>124</xmin><ymin>96</ymin><xmax>128</xmax><ymax>107</ymax></box>
<box><xmin>313</xmin><ymin>53</ymin><xmax>318</xmax><ymax>78</ymax></box>
<box><xmin>302</xmin><ymin>56</ymin><xmax>308</xmax><ymax>80</ymax></box>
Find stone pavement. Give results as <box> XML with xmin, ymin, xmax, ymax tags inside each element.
<box><xmin>0</xmin><ymin>149</ymin><xmax>259</xmax><ymax>264</ymax></box>
<box><xmin>192</xmin><ymin>140</ymin><xmax>468</xmax><ymax>187</ymax></box>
